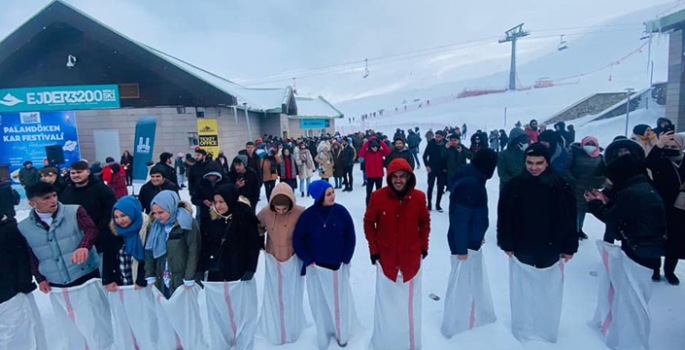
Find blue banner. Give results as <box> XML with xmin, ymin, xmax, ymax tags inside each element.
<box><xmin>0</xmin><ymin>84</ymin><xmax>120</xmax><ymax>113</ymax></box>
<box><xmin>0</xmin><ymin>111</ymin><xmax>80</xmax><ymax>183</ymax></box>
<box><xmin>300</xmin><ymin>119</ymin><xmax>330</xmax><ymax>129</ymax></box>
<box><xmin>132</xmin><ymin>117</ymin><xmax>157</xmax><ymax>182</ymax></box>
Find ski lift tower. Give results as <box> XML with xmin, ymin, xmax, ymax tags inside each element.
<box><xmin>499</xmin><ymin>23</ymin><xmax>530</xmax><ymax>91</ymax></box>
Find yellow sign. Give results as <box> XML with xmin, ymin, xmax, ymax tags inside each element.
<box><xmin>197</xmin><ymin>119</ymin><xmax>219</xmax><ymax>159</ymax></box>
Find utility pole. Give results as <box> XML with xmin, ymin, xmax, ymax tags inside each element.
<box><xmin>624</xmin><ymin>88</ymin><xmax>635</xmax><ymax>137</ymax></box>
<box><xmin>504</xmin><ymin>107</ymin><xmax>508</xmax><ymax>127</ymax></box>
<box><xmin>499</xmin><ymin>24</ymin><xmax>530</xmax><ymax>91</ymax></box>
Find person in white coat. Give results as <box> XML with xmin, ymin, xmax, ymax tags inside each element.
<box><xmin>296</xmin><ymin>142</ymin><xmax>315</xmax><ymax>198</ymax></box>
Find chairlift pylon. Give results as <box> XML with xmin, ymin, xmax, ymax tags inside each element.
<box><xmin>558</xmin><ymin>35</ymin><xmax>568</xmax><ymax>51</ymax></box>
<box><xmin>363</xmin><ymin>58</ymin><xmax>370</xmax><ymax>79</ymax></box>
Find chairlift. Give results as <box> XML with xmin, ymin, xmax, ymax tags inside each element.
<box><xmin>639</xmin><ymin>31</ymin><xmax>651</xmax><ymax>40</ymax></box>
<box><xmin>558</xmin><ymin>35</ymin><xmax>568</xmax><ymax>51</ymax></box>
<box><xmin>363</xmin><ymin>59</ymin><xmax>370</xmax><ymax>79</ymax></box>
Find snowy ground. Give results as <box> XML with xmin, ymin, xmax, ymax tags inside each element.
<box><xmin>16</xmin><ymin>158</ymin><xmax>685</xmax><ymax>349</ymax></box>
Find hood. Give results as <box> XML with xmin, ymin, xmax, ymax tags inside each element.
<box><xmin>385</xmin><ymin>158</ymin><xmax>416</xmax><ymax>191</ymax></box>
<box><xmin>269</xmin><ymin>182</ymin><xmax>297</xmax><ymax>209</ymax></box>
<box><xmin>203</xmin><ymin>161</ymin><xmax>224</xmax><ymax>180</ymax></box>
<box><xmin>233</xmin><ymin>155</ymin><xmax>248</xmax><ymax>166</ymax></box>
<box><xmin>554</xmin><ymin>121</ymin><xmax>566</xmax><ymax>131</ymax></box>
<box><xmin>508</xmin><ymin>127</ymin><xmax>527</xmax><ymax>144</ymax></box>
<box><xmin>604</xmin><ymin>139</ymin><xmax>645</xmax><ymax>164</ymax></box>
<box><xmin>657</xmin><ymin>117</ymin><xmax>673</xmax><ymax>128</ymax></box>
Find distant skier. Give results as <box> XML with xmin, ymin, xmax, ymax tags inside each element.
<box><xmin>462</xmin><ymin>123</ymin><xmax>468</xmax><ymax>140</ymax></box>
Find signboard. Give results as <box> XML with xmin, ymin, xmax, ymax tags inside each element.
<box><xmin>197</xmin><ymin>118</ymin><xmax>219</xmax><ymax>158</ymax></box>
<box><xmin>0</xmin><ymin>84</ymin><xmax>120</xmax><ymax>113</ymax></box>
<box><xmin>132</xmin><ymin>117</ymin><xmax>157</xmax><ymax>182</ymax></box>
<box><xmin>0</xmin><ymin>111</ymin><xmax>80</xmax><ymax>183</ymax></box>
<box><xmin>299</xmin><ymin>119</ymin><xmax>330</xmax><ymax>129</ymax></box>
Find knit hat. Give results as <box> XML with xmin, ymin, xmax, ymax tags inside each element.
<box><xmin>195</xmin><ymin>149</ymin><xmax>207</xmax><ymax>156</ymax></box>
<box><xmin>393</xmin><ymin>136</ymin><xmax>406</xmax><ymax>144</ymax></box>
<box><xmin>472</xmin><ymin>148</ymin><xmax>498</xmax><ymax>179</ymax></box>
<box><xmin>233</xmin><ymin>155</ymin><xmax>248</xmax><ymax>165</ymax></box>
<box><xmin>632</xmin><ymin>124</ymin><xmax>650</xmax><ymax>137</ymax></box>
<box><xmin>39</xmin><ymin>167</ymin><xmax>59</xmax><ymax>176</ymax></box>
<box><xmin>149</xmin><ymin>164</ymin><xmax>166</xmax><ymax>176</ymax></box>
<box><xmin>308</xmin><ymin>180</ymin><xmax>332</xmax><ymax>203</ymax></box>
<box><xmin>525</xmin><ymin>143</ymin><xmax>551</xmax><ymax>163</ymax></box>
<box><xmin>23</xmin><ymin>160</ymin><xmax>33</xmax><ymax>166</ymax></box>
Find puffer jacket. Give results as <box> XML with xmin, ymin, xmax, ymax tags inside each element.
<box><xmin>564</xmin><ymin>144</ymin><xmax>606</xmax><ymax>213</ymax></box>
<box><xmin>258</xmin><ymin>183</ymin><xmax>305</xmax><ymax>262</ymax></box>
<box><xmin>359</xmin><ymin>139</ymin><xmax>390</xmax><ymax>178</ymax></box>
<box><xmin>364</xmin><ymin>159</ymin><xmax>430</xmax><ymax>282</ymax></box>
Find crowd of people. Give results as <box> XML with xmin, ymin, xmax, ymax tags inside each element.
<box><xmin>0</xmin><ymin>115</ymin><xmax>683</xmax><ymax>349</ymax></box>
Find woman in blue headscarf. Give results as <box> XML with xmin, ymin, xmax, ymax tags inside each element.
<box><xmin>144</xmin><ymin>190</ymin><xmax>200</xmax><ymax>298</ymax></box>
<box><xmin>104</xmin><ymin>196</ymin><xmax>149</xmax><ymax>291</ymax></box>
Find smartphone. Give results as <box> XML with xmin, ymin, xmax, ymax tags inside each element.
<box><xmin>664</xmin><ymin>125</ymin><xmax>675</xmax><ymax>133</ymax></box>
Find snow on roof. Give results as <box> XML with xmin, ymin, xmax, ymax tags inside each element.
<box><xmin>293</xmin><ymin>96</ymin><xmax>344</xmax><ymax>119</ymax></box>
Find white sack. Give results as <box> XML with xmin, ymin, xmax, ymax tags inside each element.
<box><xmin>49</xmin><ymin>278</ymin><xmax>113</xmax><ymax>350</ymax></box>
<box><xmin>306</xmin><ymin>264</ymin><xmax>358</xmax><ymax>350</ymax></box>
<box><xmin>258</xmin><ymin>253</ymin><xmax>306</xmax><ymax>345</ymax></box>
<box><xmin>509</xmin><ymin>257</ymin><xmax>564</xmax><ymax>343</ymax></box>
<box><xmin>441</xmin><ymin>249</ymin><xmax>496</xmax><ymax>338</ymax></box>
<box><xmin>370</xmin><ymin>265</ymin><xmax>422</xmax><ymax>350</ymax></box>
<box><xmin>204</xmin><ymin>280</ymin><xmax>258</xmax><ymax>350</ymax></box>
<box><xmin>107</xmin><ymin>286</ymin><xmax>158</xmax><ymax>350</ymax></box>
<box><xmin>152</xmin><ymin>285</ymin><xmax>206</xmax><ymax>350</ymax></box>
<box><xmin>592</xmin><ymin>240</ymin><xmax>652</xmax><ymax>350</ymax></box>
<box><xmin>0</xmin><ymin>292</ymin><xmax>47</xmax><ymax>350</ymax></box>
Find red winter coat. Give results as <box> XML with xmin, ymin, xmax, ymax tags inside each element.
<box><xmin>358</xmin><ymin>138</ymin><xmax>390</xmax><ymax>179</ymax></box>
<box><xmin>109</xmin><ymin>171</ymin><xmax>128</xmax><ymax>199</ymax></box>
<box><xmin>363</xmin><ymin>158</ymin><xmax>431</xmax><ymax>282</ymax></box>
<box><xmin>525</xmin><ymin>126</ymin><xmax>539</xmax><ymax>143</ymax></box>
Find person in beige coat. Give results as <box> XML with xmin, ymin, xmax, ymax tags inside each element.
<box><xmin>316</xmin><ymin>144</ymin><xmax>334</xmax><ymax>183</ymax></box>
<box><xmin>258</xmin><ymin>183</ymin><xmax>305</xmax><ymax>262</ymax></box>
<box><xmin>295</xmin><ymin>143</ymin><xmax>315</xmax><ymax>197</ymax></box>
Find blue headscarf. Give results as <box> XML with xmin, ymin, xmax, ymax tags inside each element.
<box><xmin>145</xmin><ymin>191</ymin><xmax>194</xmax><ymax>259</ymax></box>
<box><xmin>112</xmin><ymin>196</ymin><xmax>145</xmax><ymax>260</ymax></box>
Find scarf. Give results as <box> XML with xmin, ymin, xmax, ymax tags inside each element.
<box><xmin>145</xmin><ymin>190</ymin><xmax>194</xmax><ymax>259</ymax></box>
<box><xmin>112</xmin><ymin>196</ymin><xmax>145</xmax><ymax>260</ymax></box>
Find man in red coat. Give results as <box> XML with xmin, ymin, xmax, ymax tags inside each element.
<box><xmin>364</xmin><ymin>158</ymin><xmax>431</xmax><ymax>349</ymax></box>
<box><xmin>358</xmin><ymin>136</ymin><xmax>391</xmax><ymax>205</ymax></box>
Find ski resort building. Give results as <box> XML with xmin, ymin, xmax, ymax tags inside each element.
<box><xmin>0</xmin><ymin>0</ymin><xmax>342</xmax><ymax>177</ymax></box>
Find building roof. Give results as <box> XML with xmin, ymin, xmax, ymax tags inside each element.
<box><xmin>291</xmin><ymin>96</ymin><xmax>344</xmax><ymax>119</ymax></box>
<box><xmin>0</xmin><ymin>0</ymin><xmax>296</xmax><ymax>113</ymax></box>
<box><xmin>645</xmin><ymin>7</ymin><xmax>685</xmax><ymax>33</ymax></box>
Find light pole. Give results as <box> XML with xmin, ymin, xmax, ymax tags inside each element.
<box><xmin>504</xmin><ymin>107</ymin><xmax>508</xmax><ymax>127</ymax></box>
<box><xmin>624</xmin><ymin>88</ymin><xmax>634</xmax><ymax>137</ymax></box>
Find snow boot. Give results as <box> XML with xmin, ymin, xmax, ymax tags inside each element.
<box><xmin>652</xmin><ymin>270</ymin><xmax>661</xmax><ymax>282</ymax></box>
<box><xmin>301</xmin><ymin>192</ymin><xmax>305</xmax><ymax>198</ymax></box>
<box><xmin>427</xmin><ymin>203</ymin><xmax>432</xmax><ymax>211</ymax></box>
<box><xmin>436</xmin><ymin>205</ymin><xmax>444</xmax><ymax>213</ymax></box>
<box><xmin>579</xmin><ymin>230</ymin><xmax>588</xmax><ymax>240</ymax></box>
<box><xmin>665</xmin><ymin>273</ymin><xmax>680</xmax><ymax>286</ymax></box>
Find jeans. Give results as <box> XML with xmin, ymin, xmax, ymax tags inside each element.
<box><xmin>427</xmin><ymin>171</ymin><xmax>446</xmax><ymax>208</ymax></box>
<box><xmin>362</xmin><ymin>170</ymin><xmax>367</xmax><ymax>182</ymax></box>
<box><xmin>176</xmin><ymin>174</ymin><xmax>184</xmax><ymax>187</ymax></box>
<box><xmin>366</xmin><ymin>178</ymin><xmax>383</xmax><ymax>205</ymax></box>
<box><xmin>335</xmin><ymin>177</ymin><xmax>343</xmax><ymax>188</ymax></box>
<box><xmin>299</xmin><ymin>177</ymin><xmax>312</xmax><ymax>194</ymax></box>
<box><xmin>410</xmin><ymin>147</ymin><xmax>421</xmax><ymax>167</ymax></box>
<box><xmin>264</xmin><ymin>180</ymin><xmax>276</xmax><ymax>201</ymax></box>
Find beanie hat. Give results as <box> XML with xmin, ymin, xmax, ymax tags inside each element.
<box><xmin>195</xmin><ymin>149</ymin><xmax>207</xmax><ymax>156</ymax></box>
<box><xmin>39</xmin><ymin>167</ymin><xmax>59</xmax><ymax>176</ymax></box>
<box><xmin>472</xmin><ymin>148</ymin><xmax>498</xmax><ymax>179</ymax></box>
<box><xmin>435</xmin><ymin>130</ymin><xmax>446</xmax><ymax>137</ymax></box>
<box><xmin>525</xmin><ymin>143</ymin><xmax>551</xmax><ymax>164</ymax></box>
<box><xmin>632</xmin><ymin>124</ymin><xmax>650</xmax><ymax>137</ymax></box>
<box><xmin>370</xmin><ymin>140</ymin><xmax>380</xmax><ymax>148</ymax></box>
<box><xmin>308</xmin><ymin>180</ymin><xmax>332</xmax><ymax>203</ymax></box>
<box><xmin>393</xmin><ymin>136</ymin><xmax>406</xmax><ymax>144</ymax></box>
<box><xmin>149</xmin><ymin>164</ymin><xmax>166</xmax><ymax>176</ymax></box>
<box><xmin>233</xmin><ymin>155</ymin><xmax>248</xmax><ymax>165</ymax></box>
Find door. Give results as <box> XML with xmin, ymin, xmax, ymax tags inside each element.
<box><xmin>93</xmin><ymin>129</ymin><xmax>121</xmax><ymax>163</ymax></box>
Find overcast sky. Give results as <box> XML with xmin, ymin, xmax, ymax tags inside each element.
<box><xmin>0</xmin><ymin>0</ymin><xmax>675</xmax><ymax>100</ymax></box>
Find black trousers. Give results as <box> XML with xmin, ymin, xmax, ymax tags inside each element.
<box><xmin>264</xmin><ymin>180</ymin><xmax>276</xmax><ymax>201</ymax></box>
<box><xmin>514</xmin><ymin>251</ymin><xmax>560</xmax><ymax>269</ymax></box>
<box><xmin>343</xmin><ymin>166</ymin><xmax>354</xmax><ymax>188</ymax></box>
<box><xmin>426</xmin><ymin>171</ymin><xmax>446</xmax><ymax>207</ymax></box>
<box><xmin>365</xmin><ymin>178</ymin><xmax>383</xmax><ymax>205</ymax></box>
<box><xmin>125</xmin><ymin>170</ymin><xmax>133</xmax><ymax>185</ymax></box>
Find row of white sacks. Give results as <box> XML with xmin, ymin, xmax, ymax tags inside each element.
<box><xmin>0</xmin><ymin>242</ymin><xmax>653</xmax><ymax>350</ymax></box>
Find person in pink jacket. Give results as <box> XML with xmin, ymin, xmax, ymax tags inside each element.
<box><xmin>358</xmin><ymin>136</ymin><xmax>391</xmax><ymax>205</ymax></box>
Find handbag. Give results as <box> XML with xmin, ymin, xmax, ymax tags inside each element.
<box><xmin>207</xmin><ymin>220</ymin><xmax>233</xmax><ymax>272</ymax></box>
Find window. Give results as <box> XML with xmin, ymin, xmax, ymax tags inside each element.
<box><xmin>187</xmin><ymin>132</ymin><xmax>199</xmax><ymax>147</ymax></box>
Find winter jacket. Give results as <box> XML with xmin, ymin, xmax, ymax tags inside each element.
<box><xmin>293</xmin><ymin>203</ymin><xmax>356</xmax><ymax>275</ymax></box>
<box><xmin>332</xmin><ymin>146</ymin><xmax>346</xmax><ymax>178</ymax></box>
<box><xmin>448</xmin><ymin>164</ymin><xmax>489</xmax><ymax>255</ymax></box>
<box><xmin>18</xmin><ymin>167</ymin><xmax>39</xmax><ymax>187</ymax></box>
<box><xmin>364</xmin><ymin>159</ymin><xmax>430</xmax><ymax>282</ymax></box>
<box><xmin>0</xmin><ymin>183</ymin><xmax>20</xmax><ymax>222</ymax></box>
<box><xmin>155</xmin><ymin>162</ymin><xmax>178</xmax><ymax>186</ymax></box>
<box><xmin>261</xmin><ymin>156</ymin><xmax>280</xmax><ymax>182</ymax></box>
<box><xmin>359</xmin><ymin>140</ymin><xmax>390</xmax><ymax>178</ymax></box>
<box><xmin>103</xmin><ymin>216</ymin><xmax>149</xmax><ymax>287</ymax></box>
<box><xmin>423</xmin><ymin>138</ymin><xmax>447</xmax><ymax>172</ymax></box>
<box><xmin>342</xmin><ymin>145</ymin><xmax>357</xmax><ymax>166</ymax></box>
<box><xmin>188</xmin><ymin>159</ymin><xmax>212</xmax><ymax>197</ymax></box>
<box><xmin>258</xmin><ymin>183</ymin><xmax>305</xmax><ymax>262</ymax></box>
<box><xmin>60</xmin><ymin>175</ymin><xmax>117</xmax><ymax>254</ymax></box>
<box><xmin>192</xmin><ymin>168</ymin><xmax>230</xmax><ymax>224</ymax></box>
<box><xmin>407</xmin><ymin>132</ymin><xmax>421</xmax><ymax>149</ymax></box>
<box><xmin>205</xmin><ymin>198</ymin><xmax>261</xmax><ymax>282</ymax></box>
<box><xmin>108</xmin><ymin>170</ymin><xmax>128</xmax><ymax>199</ymax></box>
<box><xmin>238</xmin><ymin>150</ymin><xmax>263</xmax><ymax>183</ymax></box>
<box><xmin>144</xmin><ymin>202</ymin><xmax>200</xmax><ymax>295</ymax></box>
<box><xmin>443</xmin><ymin>144</ymin><xmax>472</xmax><ymax>179</ymax></box>
<box><xmin>295</xmin><ymin>149</ymin><xmax>315</xmax><ymax>180</ymax></box>
<box><xmin>228</xmin><ymin>167</ymin><xmax>261</xmax><ymax>209</ymax></box>
<box><xmin>138</xmin><ymin>180</ymin><xmax>179</xmax><ymax>214</ymax></box>
<box><xmin>278</xmin><ymin>152</ymin><xmax>298</xmax><ymax>181</ymax></box>
<box><xmin>121</xmin><ymin>155</ymin><xmax>133</xmax><ymax>174</ymax></box>
<box><xmin>175</xmin><ymin>157</ymin><xmax>187</xmax><ymax>176</ymax></box>
<box><xmin>564</xmin><ymin>144</ymin><xmax>606</xmax><ymax>213</ymax></box>
<box><xmin>0</xmin><ymin>220</ymin><xmax>36</xmax><ymax>304</ymax></box>
<box><xmin>497</xmin><ymin>144</ymin><xmax>525</xmax><ymax>190</ymax></box>
<box><xmin>215</xmin><ymin>154</ymin><xmax>229</xmax><ymax>175</ymax></box>
<box><xmin>524</xmin><ymin>125</ymin><xmax>540</xmax><ymax>143</ymax></box>
<box><xmin>425</xmin><ymin>130</ymin><xmax>434</xmax><ymax>143</ymax></box>
<box><xmin>497</xmin><ymin>169</ymin><xmax>578</xmax><ymax>259</ymax></box>
<box><xmin>549</xmin><ymin>144</ymin><xmax>569</xmax><ymax>174</ymax></box>
<box><xmin>646</xmin><ymin>146</ymin><xmax>685</xmax><ymax>258</ymax></box>
<box><xmin>588</xmin><ymin>175</ymin><xmax>667</xmax><ymax>255</ymax></box>
<box><xmin>385</xmin><ymin>146</ymin><xmax>415</xmax><ymax>170</ymax></box>
<box><xmin>554</xmin><ymin>122</ymin><xmax>572</xmax><ymax>147</ymax></box>
<box><xmin>316</xmin><ymin>151</ymin><xmax>334</xmax><ymax>179</ymax></box>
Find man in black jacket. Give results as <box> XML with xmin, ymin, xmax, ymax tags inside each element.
<box><xmin>228</xmin><ymin>155</ymin><xmax>261</xmax><ymax>210</ymax></box>
<box><xmin>188</xmin><ymin>149</ymin><xmax>212</xmax><ymax>199</ymax></box>
<box><xmin>342</xmin><ymin>138</ymin><xmax>357</xmax><ymax>192</ymax></box>
<box><xmin>138</xmin><ymin>165</ymin><xmax>180</xmax><ymax>214</ymax></box>
<box><xmin>155</xmin><ymin>152</ymin><xmax>178</xmax><ymax>186</ymax></box>
<box><xmin>423</xmin><ymin>130</ymin><xmax>447</xmax><ymax>212</ymax></box>
<box><xmin>407</xmin><ymin>129</ymin><xmax>422</xmax><ymax>169</ymax></box>
<box><xmin>497</xmin><ymin>144</ymin><xmax>578</xmax><ymax>268</ymax></box>
<box><xmin>60</xmin><ymin>161</ymin><xmax>118</xmax><ymax>255</ymax></box>
<box><xmin>385</xmin><ymin>136</ymin><xmax>415</xmax><ymax>170</ymax></box>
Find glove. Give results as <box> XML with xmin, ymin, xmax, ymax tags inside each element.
<box><xmin>421</xmin><ymin>250</ymin><xmax>428</xmax><ymax>260</ymax></box>
<box><xmin>241</xmin><ymin>271</ymin><xmax>254</xmax><ymax>281</ymax></box>
<box><xmin>370</xmin><ymin>254</ymin><xmax>380</xmax><ymax>265</ymax></box>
